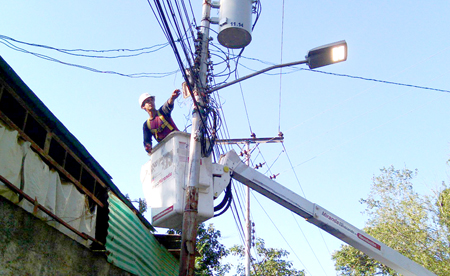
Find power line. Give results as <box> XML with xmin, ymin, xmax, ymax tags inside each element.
<box><xmin>282</xmin><ymin>142</ymin><xmax>333</xmax><ymax>275</ymax></box>
<box><xmin>290</xmin><ymin>213</ymin><xmax>330</xmax><ymax>276</ymax></box>
<box><xmin>281</xmin><ymin>143</ymin><xmax>306</xmax><ymax>197</ymax></box>
<box><xmin>6</xmin><ymin>34</ymin><xmax>447</xmax><ymax>96</ymax></box>
<box><xmin>0</xmin><ymin>34</ymin><xmax>170</xmax><ymax>58</ymax></box>
<box><xmin>307</xmin><ymin>68</ymin><xmax>450</xmax><ymax>94</ymax></box>
<box><xmin>237</xmin><ymin>70</ymin><xmax>254</xmax><ymax>135</ymax></box>
<box><xmin>0</xmin><ymin>40</ymin><xmax>178</xmax><ymax>78</ymax></box>
<box><xmin>252</xmin><ymin>194</ymin><xmax>311</xmax><ymax>275</ymax></box>
<box><xmin>235</xmin><ymin>56</ymin><xmax>450</xmax><ymax>95</ymax></box>
<box><xmin>278</xmin><ymin>0</ymin><xmax>285</xmax><ymax>134</ymax></box>
<box><xmin>285</xmin><ymin>92</ymin><xmax>447</xmax><ymax>172</ymax></box>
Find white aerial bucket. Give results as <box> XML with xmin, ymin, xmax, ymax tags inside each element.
<box><xmin>140</xmin><ymin>131</ymin><xmax>214</xmax><ymax>230</ymax></box>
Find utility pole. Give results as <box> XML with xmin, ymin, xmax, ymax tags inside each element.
<box><xmin>245</xmin><ymin>141</ymin><xmax>251</xmax><ymax>276</ymax></box>
<box><xmin>216</xmin><ymin>136</ymin><xmax>283</xmax><ymax>276</ymax></box>
<box><xmin>179</xmin><ymin>0</ymin><xmax>212</xmax><ymax>275</ymax></box>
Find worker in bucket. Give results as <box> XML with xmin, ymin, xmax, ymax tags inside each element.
<box><xmin>139</xmin><ymin>89</ymin><xmax>180</xmax><ymax>154</ymax></box>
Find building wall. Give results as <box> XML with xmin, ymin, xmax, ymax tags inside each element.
<box><xmin>0</xmin><ymin>196</ymin><xmax>133</xmax><ymax>276</ymax></box>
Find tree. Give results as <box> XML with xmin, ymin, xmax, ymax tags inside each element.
<box><xmin>195</xmin><ymin>223</ymin><xmax>230</xmax><ymax>276</ymax></box>
<box><xmin>332</xmin><ymin>166</ymin><xmax>450</xmax><ymax>275</ymax></box>
<box><xmin>230</xmin><ymin>238</ymin><xmax>305</xmax><ymax>276</ymax></box>
<box><xmin>124</xmin><ymin>194</ymin><xmax>148</xmax><ymax>214</ymax></box>
<box><xmin>124</xmin><ymin>196</ymin><xmax>230</xmax><ymax>274</ymax></box>
<box><xmin>167</xmin><ymin>223</ymin><xmax>230</xmax><ymax>276</ymax></box>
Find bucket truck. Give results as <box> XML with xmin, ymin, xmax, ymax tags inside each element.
<box><xmin>141</xmin><ymin>132</ymin><xmax>436</xmax><ymax>276</ymax></box>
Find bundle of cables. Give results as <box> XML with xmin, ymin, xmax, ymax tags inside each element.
<box><xmin>213</xmin><ymin>181</ymin><xmax>232</xmax><ymax>217</ymax></box>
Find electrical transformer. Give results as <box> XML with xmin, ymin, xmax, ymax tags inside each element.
<box><xmin>218</xmin><ymin>0</ymin><xmax>253</xmax><ymax>48</ymax></box>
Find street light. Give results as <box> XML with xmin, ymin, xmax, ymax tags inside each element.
<box><xmin>306</xmin><ymin>40</ymin><xmax>347</xmax><ymax>69</ymax></box>
<box><xmin>207</xmin><ymin>40</ymin><xmax>348</xmax><ymax>93</ymax></box>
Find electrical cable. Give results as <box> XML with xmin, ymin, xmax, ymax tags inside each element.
<box><xmin>290</xmin><ymin>213</ymin><xmax>330</xmax><ymax>276</ymax></box>
<box><xmin>213</xmin><ymin>185</ymin><xmax>232</xmax><ymax>217</ymax></box>
<box><xmin>4</xmin><ymin>33</ymin><xmax>448</xmax><ymax>95</ymax></box>
<box><xmin>265</xmin><ymin>148</ymin><xmax>285</xmax><ymax>177</ymax></box>
<box><xmin>230</xmin><ymin>186</ymin><xmax>247</xmax><ymax>246</ymax></box>
<box><xmin>282</xmin><ymin>142</ymin><xmax>334</xmax><ymax>272</ymax></box>
<box><xmin>278</xmin><ymin>0</ymin><xmax>285</xmax><ymax>134</ymax></box>
<box><xmin>0</xmin><ymin>34</ymin><xmax>170</xmax><ymax>58</ymax></box>
<box><xmin>148</xmin><ymin>0</ymin><xmax>219</xmax><ymax>160</ymax></box>
<box><xmin>252</xmin><ymin>193</ymin><xmax>312</xmax><ymax>275</ymax></box>
<box><xmin>285</xmin><ymin>92</ymin><xmax>447</xmax><ymax>172</ymax></box>
<box><xmin>258</xmin><ymin>148</ymin><xmax>274</xmax><ymax>177</ymax></box>
<box><xmin>237</xmin><ymin>72</ymin><xmax>253</xmax><ymax>135</ymax></box>
<box><xmin>0</xmin><ymin>40</ymin><xmax>178</xmax><ymax>78</ymax></box>
<box><xmin>281</xmin><ymin>143</ymin><xmax>306</xmax><ymax>197</ymax></box>
<box><xmin>308</xmin><ymin>68</ymin><xmax>450</xmax><ymax>94</ymax></box>
<box><xmin>209</xmin><ymin>91</ymin><xmax>251</xmax><ymax>256</ymax></box>
<box><xmin>214</xmin><ymin>182</ymin><xmax>232</xmax><ymax>212</ymax></box>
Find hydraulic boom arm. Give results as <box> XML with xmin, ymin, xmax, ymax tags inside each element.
<box><xmin>219</xmin><ymin>150</ymin><xmax>436</xmax><ymax>276</ymax></box>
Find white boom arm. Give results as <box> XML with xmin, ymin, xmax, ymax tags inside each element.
<box><xmin>219</xmin><ymin>150</ymin><xmax>436</xmax><ymax>276</ymax></box>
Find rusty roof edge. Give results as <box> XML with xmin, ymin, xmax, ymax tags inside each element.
<box><xmin>0</xmin><ymin>55</ymin><xmax>154</xmax><ymax>231</ymax></box>
<box><xmin>0</xmin><ymin>55</ymin><xmax>112</xmax><ymax>182</ymax></box>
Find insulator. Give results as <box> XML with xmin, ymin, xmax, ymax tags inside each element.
<box><xmin>251</xmin><ymin>132</ymin><xmax>256</xmax><ymax>138</ymax></box>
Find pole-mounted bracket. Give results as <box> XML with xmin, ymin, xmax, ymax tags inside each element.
<box><xmin>211</xmin><ymin>1</ymin><xmax>220</xmax><ymax>9</ymax></box>
<box><xmin>209</xmin><ymin>17</ymin><xmax>219</xmax><ymax>24</ymax></box>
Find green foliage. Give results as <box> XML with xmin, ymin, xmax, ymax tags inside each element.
<box><xmin>230</xmin><ymin>238</ymin><xmax>305</xmax><ymax>276</ymax></box>
<box><xmin>437</xmin><ymin>188</ymin><xmax>450</xmax><ymax>229</ymax></box>
<box><xmin>168</xmin><ymin>224</ymin><xmax>230</xmax><ymax>276</ymax></box>
<box><xmin>195</xmin><ymin>223</ymin><xmax>230</xmax><ymax>276</ymax></box>
<box><xmin>124</xmin><ymin>194</ymin><xmax>148</xmax><ymax>214</ymax></box>
<box><xmin>332</xmin><ymin>166</ymin><xmax>450</xmax><ymax>275</ymax></box>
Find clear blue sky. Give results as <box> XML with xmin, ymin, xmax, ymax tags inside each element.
<box><xmin>2</xmin><ymin>1</ymin><xmax>450</xmax><ymax>275</ymax></box>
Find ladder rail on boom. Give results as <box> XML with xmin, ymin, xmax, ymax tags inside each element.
<box><xmin>219</xmin><ymin>150</ymin><xmax>437</xmax><ymax>276</ymax></box>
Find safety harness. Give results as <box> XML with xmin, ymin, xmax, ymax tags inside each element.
<box><xmin>147</xmin><ymin>110</ymin><xmax>174</xmax><ymax>142</ymax></box>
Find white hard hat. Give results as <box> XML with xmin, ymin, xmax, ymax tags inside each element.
<box><xmin>139</xmin><ymin>93</ymin><xmax>154</xmax><ymax>108</ymax></box>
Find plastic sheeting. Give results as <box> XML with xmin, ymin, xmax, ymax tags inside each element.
<box><xmin>0</xmin><ymin>120</ymin><xmax>96</xmax><ymax>246</ymax></box>
<box><xmin>0</xmin><ymin>122</ymin><xmax>23</xmax><ymax>203</ymax></box>
<box><xmin>53</xmin><ymin>178</ymin><xmax>97</xmax><ymax>246</ymax></box>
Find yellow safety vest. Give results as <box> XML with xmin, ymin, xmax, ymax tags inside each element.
<box><xmin>147</xmin><ymin>110</ymin><xmax>174</xmax><ymax>142</ymax></box>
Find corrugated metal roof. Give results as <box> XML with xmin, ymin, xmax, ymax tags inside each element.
<box><xmin>106</xmin><ymin>192</ymin><xmax>179</xmax><ymax>276</ymax></box>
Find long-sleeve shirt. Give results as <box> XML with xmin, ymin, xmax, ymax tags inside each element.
<box><xmin>142</xmin><ymin>101</ymin><xmax>178</xmax><ymax>151</ymax></box>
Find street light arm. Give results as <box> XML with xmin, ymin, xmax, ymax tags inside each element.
<box><xmin>208</xmin><ymin>59</ymin><xmax>308</xmax><ymax>93</ymax></box>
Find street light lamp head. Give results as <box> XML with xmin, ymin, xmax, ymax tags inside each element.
<box><xmin>306</xmin><ymin>40</ymin><xmax>347</xmax><ymax>69</ymax></box>
<box><xmin>208</xmin><ymin>40</ymin><xmax>348</xmax><ymax>93</ymax></box>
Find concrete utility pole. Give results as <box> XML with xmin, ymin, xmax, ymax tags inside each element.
<box><xmin>245</xmin><ymin>141</ymin><xmax>251</xmax><ymax>276</ymax></box>
<box><xmin>216</xmin><ymin>136</ymin><xmax>284</xmax><ymax>276</ymax></box>
<box><xmin>179</xmin><ymin>0</ymin><xmax>212</xmax><ymax>275</ymax></box>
